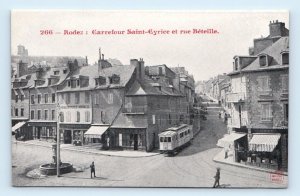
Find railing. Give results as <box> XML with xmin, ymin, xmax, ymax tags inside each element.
<box><xmin>123</xmin><ymin>106</ymin><xmax>147</xmax><ymax>113</ymax></box>
<box><xmin>226</xmin><ymin>92</ymin><xmax>245</xmax><ymax>103</ymax></box>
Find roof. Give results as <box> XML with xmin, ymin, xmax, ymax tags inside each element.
<box><xmin>126</xmin><ymin>77</ymin><xmax>183</xmax><ymax>96</ymax></box>
<box><xmin>111</xmin><ymin>113</ymin><xmax>148</xmax><ymax>129</ymax></box>
<box><xmin>229</xmin><ymin>37</ymin><xmax>289</xmax><ymax>75</ymax></box>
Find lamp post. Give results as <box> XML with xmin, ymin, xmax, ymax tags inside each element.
<box><xmin>56</xmin><ymin>105</ymin><xmax>61</xmax><ymax>177</ymax></box>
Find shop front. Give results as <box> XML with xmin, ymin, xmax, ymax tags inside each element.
<box><xmin>59</xmin><ymin>123</ymin><xmax>91</xmax><ymax>145</ymax></box>
<box><xmin>108</xmin><ymin>128</ymin><xmax>146</xmax><ymax>151</ymax></box>
<box><xmin>27</xmin><ymin>121</ymin><xmax>57</xmax><ymax>141</ymax></box>
<box><xmin>84</xmin><ymin>124</ymin><xmax>109</xmax><ymax>148</ymax></box>
<box><xmin>217</xmin><ymin>132</ymin><xmax>247</xmax><ymax>162</ymax></box>
<box><xmin>245</xmin><ymin>133</ymin><xmax>282</xmax><ymax>170</ymax></box>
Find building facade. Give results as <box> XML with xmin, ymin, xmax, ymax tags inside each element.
<box><xmin>222</xmin><ymin>20</ymin><xmax>289</xmax><ymax>171</ymax></box>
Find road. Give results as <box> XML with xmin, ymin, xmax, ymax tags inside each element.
<box><xmin>12</xmin><ymin>104</ymin><xmax>287</xmax><ymax>188</ymax></box>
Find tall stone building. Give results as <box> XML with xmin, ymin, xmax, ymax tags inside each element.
<box><xmin>218</xmin><ymin>20</ymin><xmax>289</xmax><ymax>171</ymax></box>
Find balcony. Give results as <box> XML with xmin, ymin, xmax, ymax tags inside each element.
<box><xmin>226</xmin><ymin>92</ymin><xmax>245</xmax><ymax>103</ymax></box>
<box><xmin>123</xmin><ymin>106</ymin><xmax>147</xmax><ymax>114</ymax></box>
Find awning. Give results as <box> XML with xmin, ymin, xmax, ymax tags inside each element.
<box><xmin>12</xmin><ymin>121</ymin><xmax>26</xmax><ymax>132</ymax></box>
<box><xmin>249</xmin><ymin>134</ymin><xmax>281</xmax><ymax>152</ymax></box>
<box><xmin>84</xmin><ymin>125</ymin><xmax>109</xmax><ymax>139</ymax></box>
<box><xmin>217</xmin><ymin>132</ymin><xmax>246</xmax><ymax>148</ymax></box>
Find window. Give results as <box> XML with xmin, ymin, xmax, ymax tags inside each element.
<box><xmin>37</xmin><ymin>94</ymin><xmax>41</xmax><ymax>104</ymax></box>
<box><xmin>282</xmin><ymin>53</ymin><xmax>289</xmax><ymax>65</ymax></box>
<box><xmin>259</xmin><ymin>55</ymin><xmax>267</xmax><ymax>67</ymax></box>
<box><xmin>63</xmin><ymin>69</ymin><xmax>67</xmax><ymax>74</ymax></box>
<box><xmin>281</xmin><ymin>75</ymin><xmax>288</xmax><ymax>91</ymax></box>
<box><xmin>67</xmin><ymin>80</ymin><xmax>71</xmax><ymax>87</ymax></box>
<box><xmin>168</xmin><ymin>114</ymin><xmax>171</xmax><ymax>124</ymax></box>
<box><xmin>284</xmin><ymin>103</ymin><xmax>288</xmax><ymax>122</ymax></box>
<box><xmin>167</xmin><ymin>137</ymin><xmax>171</xmax><ymax>142</ymax></box>
<box><xmin>52</xmin><ymin>93</ymin><xmax>55</xmax><ymax>103</ymax></box>
<box><xmin>15</xmin><ymin>95</ymin><xmax>18</xmax><ymax>103</ymax></box>
<box><xmin>85</xmin><ymin>111</ymin><xmax>90</xmax><ymax>122</ymax></box>
<box><xmin>85</xmin><ymin>92</ymin><xmax>90</xmax><ymax>103</ymax></box>
<box><xmin>31</xmin><ymin>110</ymin><xmax>34</xmax><ymax>119</ymax></box>
<box><xmin>94</xmin><ymin>94</ymin><xmax>99</xmax><ymax>105</ymax></box>
<box><xmin>257</xmin><ymin>76</ymin><xmax>271</xmax><ymax>92</ymax></box>
<box><xmin>37</xmin><ymin>110</ymin><xmax>41</xmax><ymax>120</ymax></box>
<box><xmin>108</xmin><ymin>93</ymin><xmax>113</xmax><ymax>104</ymax></box>
<box><xmin>15</xmin><ymin>108</ymin><xmax>18</xmax><ymax>116</ymax></box>
<box><xmin>119</xmin><ymin>133</ymin><xmax>122</xmax><ymax>146</ymax></box>
<box><xmin>75</xmin><ymin>92</ymin><xmax>80</xmax><ymax>104</ymax></box>
<box><xmin>59</xmin><ymin>112</ymin><xmax>64</xmax><ymax>122</ymax></box>
<box><xmin>76</xmin><ymin>111</ymin><xmax>80</xmax><ymax>122</ymax></box>
<box><xmin>234</xmin><ymin>58</ymin><xmax>239</xmax><ymax>71</ymax></box>
<box><xmin>152</xmin><ymin>115</ymin><xmax>156</xmax><ymax>124</ymax></box>
<box><xmin>44</xmin><ymin>110</ymin><xmax>48</xmax><ymax>120</ymax></box>
<box><xmin>100</xmin><ymin>111</ymin><xmax>105</xmax><ymax>123</ymax></box>
<box><xmin>160</xmin><ymin>137</ymin><xmax>164</xmax><ymax>142</ymax></box>
<box><xmin>77</xmin><ymin>79</ymin><xmax>80</xmax><ymax>86</ymax></box>
<box><xmin>20</xmin><ymin>95</ymin><xmax>24</xmax><ymax>101</ymax></box>
<box><xmin>21</xmin><ymin>108</ymin><xmax>24</xmax><ymax>116</ymax></box>
<box><xmin>95</xmin><ymin>79</ymin><xmax>99</xmax><ymax>86</ymax></box>
<box><xmin>261</xmin><ymin>104</ymin><xmax>272</xmax><ymax>121</ymax></box>
<box><xmin>66</xmin><ymin>111</ymin><xmax>71</xmax><ymax>122</ymax></box>
<box><xmin>44</xmin><ymin>94</ymin><xmax>48</xmax><ymax>103</ymax></box>
<box><xmin>54</xmin><ymin>70</ymin><xmax>59</xmax><ymax>75</ymax></box>
<box><xmin>66</xmin><ymin>93</ymin><xmax>71</xmax><ymax>104</ymax></box>
<box><xmin>51</xmin><ymin>110</ymin><xmax>55</xmax><ymax>120</ymax></box>
<box><xmin>31</xmin><ymin>95</ymin><xmax>35</xmax><ymax>104</ymax></box>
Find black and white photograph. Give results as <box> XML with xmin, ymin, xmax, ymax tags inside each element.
<box><xmin>11</xmin><ymin>10</ymin><xmax>289</xmax><ymax>188</ymax></box>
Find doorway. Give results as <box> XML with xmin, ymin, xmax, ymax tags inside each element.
<box><xmin>37</xmin><ymin>127</ymin><xmax>41</xmax><ymax>139</ymax></box>
<box><xmin>133</xmin><ymin>134</ymin><xmax>138</xmax><ymax>150</ymax></box>
<box><xmin>64</xmin><ymin>130</ymin><xmax>72</xmax><ymax>144</ymax></box>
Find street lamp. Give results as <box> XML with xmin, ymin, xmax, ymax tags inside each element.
<box><xmin>56</xmin><ymin>104</ymin><xmax>61</xmax><ymax>177</ymax></box>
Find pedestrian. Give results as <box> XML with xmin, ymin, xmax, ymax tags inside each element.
<box><xmin>90</xmin><ymin>161</ymin><xmax>96</xmax><ymax>178</ymax></box>
<box><xmin>224</xmin><ymin>145</ymin><xmax>230</xmax><ymax>159</ymax></box>
<box><xmin>213</xmin><ymin>168</ymin><xmax>220</xmax><ymax>188</ymax></box>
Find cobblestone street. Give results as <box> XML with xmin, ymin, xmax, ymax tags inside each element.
<box><xmin>12</xmin><ymin>103</ymin><xmax>287</xmax><ymax>188</ymax></box>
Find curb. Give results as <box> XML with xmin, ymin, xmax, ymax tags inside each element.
<box><xmin>13</xmin><ymin>141</ymin><xmax>161</xmax><ymax>158</ymax></box>
<box><xmin>213</xmin><ymin>157</ymin><xmax>288</xmax><ymax>176</ymax></box>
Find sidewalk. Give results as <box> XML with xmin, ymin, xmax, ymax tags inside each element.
<box><xmin>13</xmin><ymin>139</ymin><xmax>160</xmax><ymax>158</ymax></box>
<box><xmin>213</xmin><ymin>148</ymin><xmax>288</xmax><ymax>176</ymax></box>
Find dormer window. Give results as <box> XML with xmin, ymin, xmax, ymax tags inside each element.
<box><xmin>259</xmin><ymin>55</ymin><xmax>267</xmax><ymax>67</ymax></box>
<box><xmin>95</xmin><ymin>76</ymin><xmax>106</xmax><ymax>86</ymax></box>
<box><xmin>110</xmin><ymin>74</ymin><xmax>120</xmax><ymax>84</ymax></box>
<box><xmin>77</xmin><ymin>79</ymin><xmax>80</xmax><ymax>86</ymax></box>
<box><xmin>67</xmin><ymin>80</ymin><xmax>71</xmax><ymax>87</ymax></box>
<box><xmin>282</xmin><ymin>52</ymin><xmax>289</xmax><ymax>65</ymax></box>
<box><xmin>63</xmin><ymin>69</ymin><xmax>67</xmax><ymax>74</ymax></box>
<box><xmin>54</xmin><ymin>70</ymin><xmax>59</xmax><ymax>75</ymax></box>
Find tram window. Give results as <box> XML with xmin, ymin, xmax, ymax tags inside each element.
<box><xmin>175</xmin><ymin>135</ymin><xmax>178</xmax><ymax>140</ymax></box>
<box><xmin>164</xmin><ymin>137</ymin><xmax>168</xmax><ymax>142</ymax></box>
<box><xmin>167</xmin><ymin>137</ymin><xmax>171</xmax><ymax>142</ymax></box>
<box><xmin>188</xmin><ymin>129</ymin><xmax>190</xmax><ymax>134</ymax></box>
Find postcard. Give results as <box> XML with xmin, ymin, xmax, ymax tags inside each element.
<box><xmin>11</xmin><ymin>10</ymin><xmax>288</xmax><ymax>188</ymax></box>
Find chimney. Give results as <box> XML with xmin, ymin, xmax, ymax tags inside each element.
<box><xmin>99</xmin><ymin>48</ymin><xmax>101</xmax><ymax>60</ymax></box>
<box><xmin>17</xmin><ymin>60</ymin><xmax>28</xmax><ymax>77</ymax></box>
<box><xmin>130</xmin><ymin>58</ymin><xmax>145</xmax><ymax>81</ymax></box>
<box><xmin>269</xmin><ymin>20</ymin><xmax>286</xmax><ymax>37</ymax></box>
<box><xmin>85</xmin><ymin>56</ymin><xmax>88</xmax><ymax>66</ymax></box>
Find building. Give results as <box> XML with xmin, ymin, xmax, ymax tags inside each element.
<box><xmin>12</xmin><ymin>50</ymin><xmax>195</xmax><ymax>152</ymax></box>
<box><xmin>219</xmin><ymin>20</ymin><xmax>289</xmax><ymax>171</ymax></box>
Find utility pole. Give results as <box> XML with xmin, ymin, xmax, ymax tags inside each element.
<box><xmin>57</xmin><ymin>104</ymin><xmax>61</xmax><ymax>177</ymax></box>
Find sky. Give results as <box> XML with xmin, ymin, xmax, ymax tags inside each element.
<box><xmin>11</xmin><ymin>10</ymin><xmax>289</xmax><ymax>81</ymax></box>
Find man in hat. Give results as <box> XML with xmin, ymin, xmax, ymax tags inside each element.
<box><xmin>213</xmin><ymin>168</ymin><xmax>220</xmax><ymax>188</ymax></box>
<box><xmin>90</xmin><ymin>161</ymin><xmax>96</xmax><ymax>178</ymax></box>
